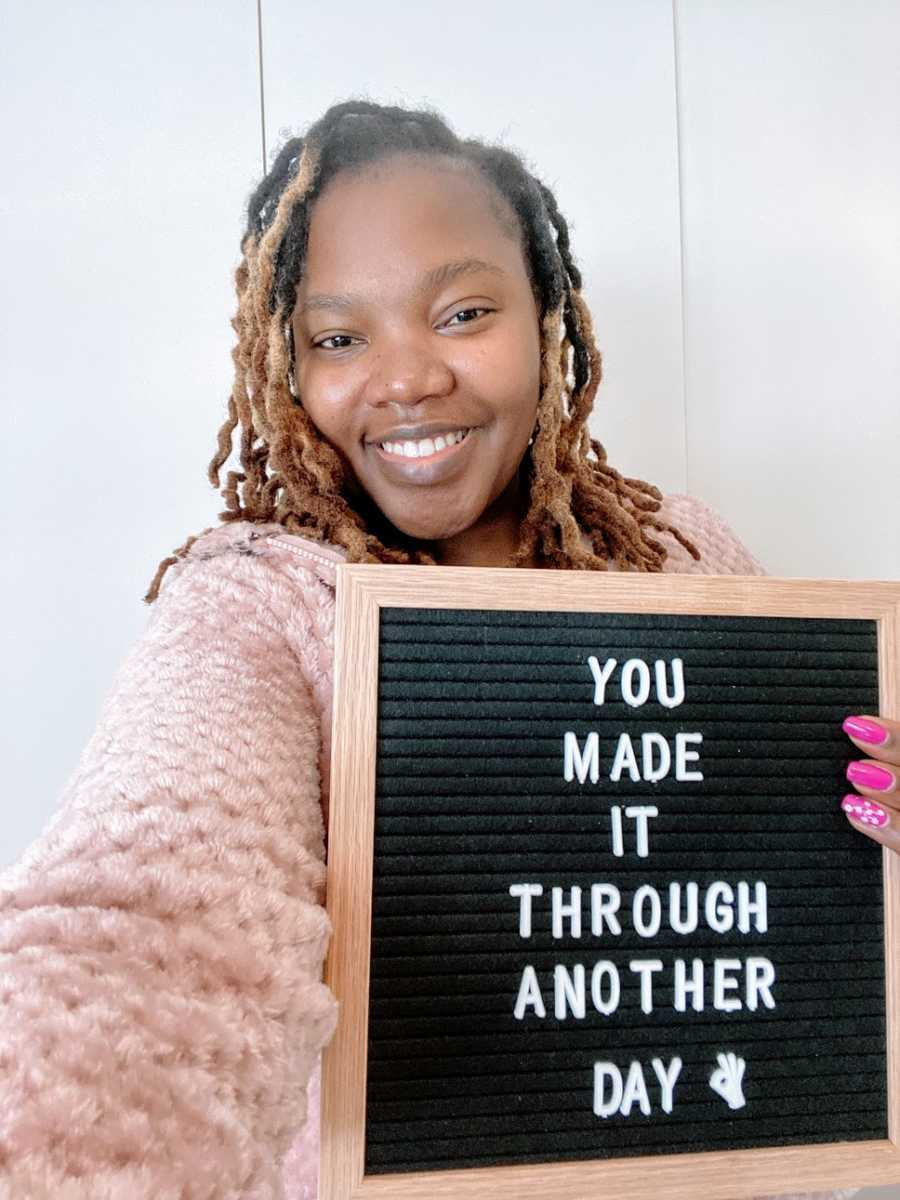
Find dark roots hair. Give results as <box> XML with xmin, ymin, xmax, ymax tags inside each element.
<box><xmin>144</xmin><ymin>98</ymin><xmax>699</xmax><ymax>603</ymax></box>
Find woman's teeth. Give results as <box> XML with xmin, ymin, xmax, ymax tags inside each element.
<box><xmin>379</xmin><ymin>428</ymin><xmax>470</xmax><ymax>458</ymax></box>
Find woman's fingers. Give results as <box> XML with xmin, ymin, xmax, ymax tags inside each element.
<box><xmin>845</xmin><ymin>757</ymin><xmax>898</xmax><ymax>797</ymax></box>
<box><xmin>843</xmin><ymin>714</ymin><xmax>900</xmax><ymax>800</ymax></box>
<box><xmin>840</xmin><ymin>792</ymin><xmax>900</xmax><ymax>850</ymax></box>
<box><xmin>842</xmin><ymin>715</ymin><xmax>900</xmax><ymax>848</ymax></box>
<box><xmin>844</xmin><ymin>715</ymin><xmax>900</xmax><ymax>849</ymax></box>
<box><xmin>842</xmin><ymin>715</ymin><xmax>900</xmax><ymax>766</ymax></box>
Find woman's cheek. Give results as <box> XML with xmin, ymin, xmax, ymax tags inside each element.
<box><xmin>300</xmin><ymin>373</ymin><xmax>356</xmax><ymax>449</ymax></box>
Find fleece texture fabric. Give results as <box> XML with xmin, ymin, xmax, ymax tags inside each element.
<box><xmin>0</xmin><ymin>495</ymin><xmax>860</xmax><ymax>1200</ymax></box>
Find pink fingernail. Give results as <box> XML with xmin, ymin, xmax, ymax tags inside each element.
<box><xmin>842</xmin><ymin>795</ymin><xmax>889</xmax><ymax>827</ymax></box>
<box><xmin>846</xmin><ymin>761</ymin><xmax>895</xmax><ymax>791</ymax></box>
<box><xmin>843</xmin><ymin>716</ymin><xmax>889</xmax><ymax>746</ymax></box>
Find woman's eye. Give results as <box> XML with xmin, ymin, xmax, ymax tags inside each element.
<box><xmin>313</xmin><ymin>334</ymin><xmax>359</xmax><ymax>351</ymax></box>
<box><xmin>445</xmin><ymin>307</ymin><xmax>491</xmax><ymax>327</ymax></box>
<box><xmin>312</xmin><ymin>310</ymin><xmax>491</xmax><ymax>350</ymax></box>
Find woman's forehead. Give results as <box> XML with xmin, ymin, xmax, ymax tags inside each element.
<box><xmin>299</xmin><ymin>157</ymin><xmax>525</xmax><ymax>295</ymax></box>
<box><xmin>309</xmin><ymin>158</ymin><xmax>518</xmax><ymax>254</ymax></box>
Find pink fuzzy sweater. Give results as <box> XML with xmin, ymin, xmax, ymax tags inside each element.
<box><xmin>0</xmin><ymin>495</ymin><xmax>860</xmax><ymax>1200</ymax></box>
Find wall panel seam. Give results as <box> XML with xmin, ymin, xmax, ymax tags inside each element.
<box><xmin>671</xmin><ymin>0</ymin><xmax>690</xmax><ymax>497</ymax></box>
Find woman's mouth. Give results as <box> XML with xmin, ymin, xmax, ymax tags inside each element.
<box><xmin>376</xmin><ymin>427</ymin><xmax>471</xmax><ymax>461</ymax></box>
<box><xmin>369</xmin><ymin>427</ymin><xmax>476</xmax><ymax>483</ymax></box>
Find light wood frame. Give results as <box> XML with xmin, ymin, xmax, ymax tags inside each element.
<box><xmin>321</xmin><ymin>566</ymin><xmax>900</xmax><ymax>1200</ymax></box>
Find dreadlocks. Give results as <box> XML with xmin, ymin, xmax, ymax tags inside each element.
<box><xmin>144</xmin><ymin>99</ymin><xmax>700</xmax><ymax>603</ymax></box>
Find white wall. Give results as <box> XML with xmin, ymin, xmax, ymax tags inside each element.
<box><xmin>675</xmin><ymin>0</ymin><xmax>900</xmax><ymax>580</ymax></box>
<box><xmin>2</xmin><ymin>1</ymin><xmax>260</xmax><ymax>867</ymax></box>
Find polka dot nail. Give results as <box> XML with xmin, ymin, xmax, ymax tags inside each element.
<box><xmin>842</xmin><ymin>794</ymin><xmax>889</xmax><ymax>828</ymax></box>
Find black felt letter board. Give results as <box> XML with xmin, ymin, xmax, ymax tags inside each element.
<box><xmin>364</xmin><ymin>609</ymin><xmax>885</xmax><ymax>1174</ymax></box>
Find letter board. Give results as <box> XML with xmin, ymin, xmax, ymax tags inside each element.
<box><xmin>321</xmin><ymin>568</ymin><xmax>900</xmax><ymax>1200</ymax></box>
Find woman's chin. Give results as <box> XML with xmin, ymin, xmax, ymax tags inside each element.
<box><xmin>383</xmin><ymin>508</ymin><xmax>476</xmax><ymax>546</ymax></box>
<box><xmin>393</xmin><ymin>523</ymin><xmax>468</xmax><ymax>546</ymax></box>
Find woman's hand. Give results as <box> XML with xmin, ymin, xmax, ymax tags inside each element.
<box><xmin>841</xmin><ymin>715</ymin><xmax>900</xmax><ymax>847</ymax></box>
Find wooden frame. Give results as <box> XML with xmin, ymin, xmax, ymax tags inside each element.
<box><xmin>321</xmin><ymin>566</ymin><xmax>900</xmax><ymax>1200</ymax></box>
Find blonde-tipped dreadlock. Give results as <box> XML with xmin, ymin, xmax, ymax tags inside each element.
<box><xmin>144</xmin><ymin>99</ymin><xmax>699</xmax><ymax>603</ymax></box>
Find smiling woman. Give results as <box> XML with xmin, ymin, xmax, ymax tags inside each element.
<box><xmin>144</xmin><ymin>99</ymin><xmax>706</xmax><ymax>601</ymax></box>
<box><xmin>0</xmin><ymin>97</ymin><xmax>877</xmax><ymax>1200</ymax></box>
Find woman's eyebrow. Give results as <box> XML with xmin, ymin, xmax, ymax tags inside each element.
<box><xmin>295</xmin><ymin>257</ymin><xmax>507</xmax><ymax>316</ymax></box>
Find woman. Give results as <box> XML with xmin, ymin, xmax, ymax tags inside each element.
<box><xmin>1</xmin><ymin>99</ymin><xmax>890</xmax><ymax>1200</ymax></box>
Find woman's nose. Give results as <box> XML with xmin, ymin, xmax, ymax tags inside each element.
<box><xmin>364</xmin><ymin>338</ymin><xmax>455</xmax><ymax>409</ymax></box>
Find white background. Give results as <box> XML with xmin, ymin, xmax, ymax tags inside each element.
<box><xmin>2</xmin><ymin>3</ymin><xmax>898</xmax><ymax>1193</ymax></box>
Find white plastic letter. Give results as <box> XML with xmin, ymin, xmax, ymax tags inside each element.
<box><xmin>587</xmin><ymin>656</ymin><xmax>618</xmax><ymax>706</ymax></box>
<box><xmin>629</xmin><ymin>958</ymin><xmax>664</xmax><ymax>1014</ymax></box>
<box><xmin>651</xmin><ymin>1056</ymin><xmax>683</xmax><ymax>1113</ymax></box>
<box><xmin>705</xmin><ymin>881</ymin><xmax>735</xmax><ymax>933</ymax></box>
<box><xmin>590</xmin><ymin>883</ymin><xmax>622</xmax><ymax>936</ymax></box>
<box><xmin>713</xmin><ymin>958</ymin><xmax>743</xmax><ymax>1012</ymax></box>
<box><xmin>564</xmin><ymin>731</ymin><xmax>600</xmax><ymax>784</ymax></box>
<box><xmin>508</xmin><ymin>883</ymin><xmax>543</xmax><ymax>938</ymax></box>
<box><xmin>593</xmin><ymin>1063</ymin><xmax>623</xmax><ymax>1118</ymax></box>
<box><xmin>625</xmin><ymin>805</ymin><xmax>659</xmax><ymax>857</ymax></box>
<box><xmin>620</xmin><ymin>1061</ymin><xmax>651</xmax><ymax>1116</ymax></box>
<box><xmin>669</xmin><ymin>881</ymin><xmax>699</xmax><ymax>934</ymax></box>
<box><xmin>621</xmin><ymin>659</ymin><xmax>652</xmax><ymax>708</ymax></box>
<box><xmin>632</xmin><ymin>884</ymin><xmax>662</xmax><ymax>937</ymax></box>
<box><xmin>673</xmin><ymin>957</ymin><xmax>705</xmax><ymax>1012</ymax></box>
<box><xmin>641</xmin><ymin>732</ymin><xmax>671</xmax><ymax>783</ymax></box>
<box><xmin>554</xmin><ymin>963</ymin><xmax>586</xmax><ymax>1019</ymax></box>
<box><xmin>513</xmin><ymin>965</ymin><xmax>546</xmax><ymax>1019</ymax></box>
<box><xmin>610</xmin><ymin>805</ymin><xmax>624</xmax><ymax>856</ymax></box>
<box><xmin>737</xmin><ymin>880</ymin><xmax>768</xmax><ymax>934</ymax></box>
<box><xmin>552</xmin><ymin>885</ymin><xmax>582</xmax><ymax>939</ymax></box>
<box><xmin>675</xmin><ymin>732</ymin><xmax>704</xmax><ymax>781</ymax></box>
<box><xmin>655</xmin><ymin>658</ymin><xmax>685</xmax><ymax>709</ymax></box>
<box><xmin>591</xmin><ymin>961</ymin><xmax>621</xmax><ymax>1015</ymax></box>
<box><xmin>745</xmin><ymin>956</ymin><xmax>777</xmax><ymax>1010</ymax></box>
<box><xmin>609</xmin><ymin>734</ymin><xmax>640</xmax><ymax>783</ymax></box>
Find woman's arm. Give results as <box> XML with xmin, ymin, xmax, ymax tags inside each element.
<box><xmin>0</xmin><ymin>545</ymin><xmax>338</xmax><ymax>1198</ymax></box>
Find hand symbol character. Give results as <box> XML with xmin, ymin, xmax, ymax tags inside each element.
<box><xmin>709</xmin><ymin>1051</ymin><xmax>746</xmax><ymax>1110</ymax></box>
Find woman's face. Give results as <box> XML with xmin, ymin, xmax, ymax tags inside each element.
<box><xmin>290</xmin><ymin>154</ymin><xmax>542</xmax><ymax>556</ymax></box>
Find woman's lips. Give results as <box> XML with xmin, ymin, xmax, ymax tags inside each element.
<box><xmin>369</xmin><ymin>428</ymin><xmax>476</xmax><ymax>485</ymax></box>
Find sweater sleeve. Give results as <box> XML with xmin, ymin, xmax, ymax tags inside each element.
<box><xmin>0</xmin><ymin>545</ymin><xmax>339</xmax><ymax>1199</ymax></box>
